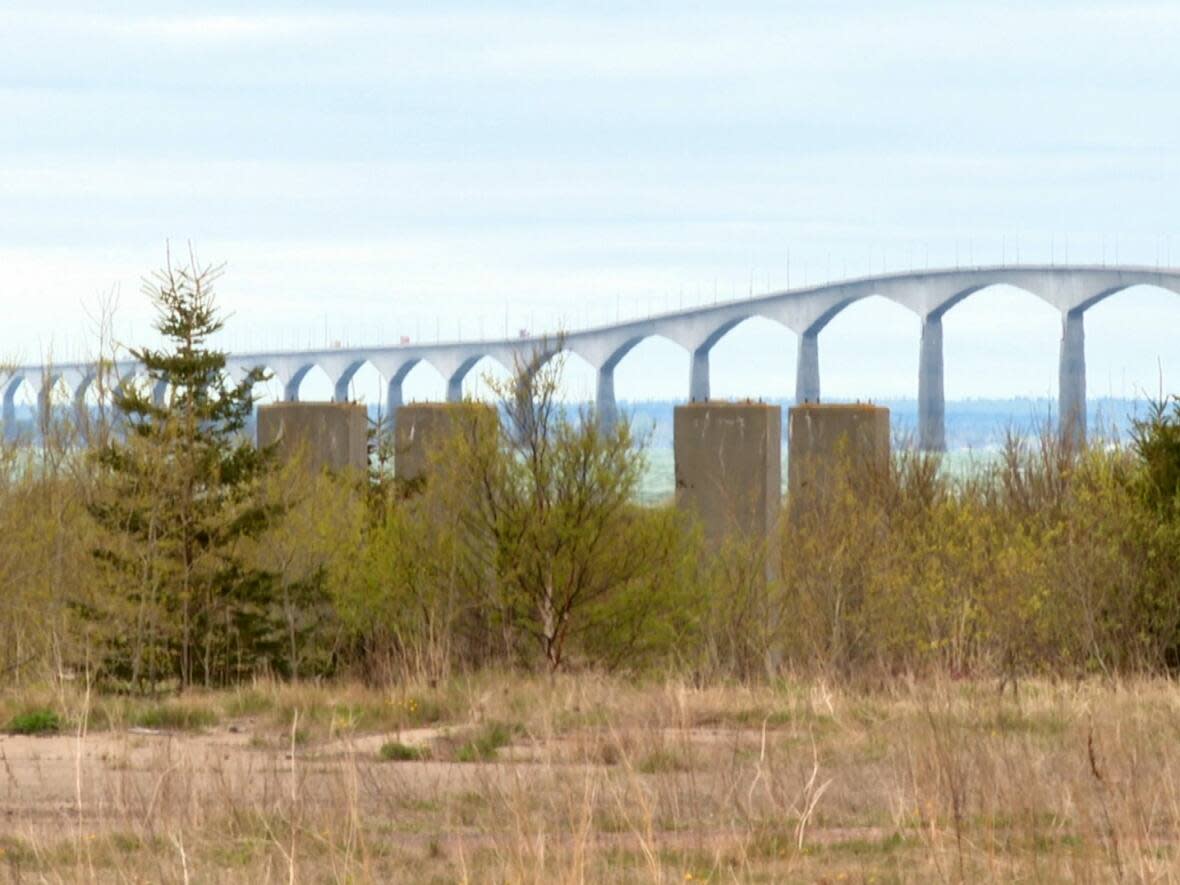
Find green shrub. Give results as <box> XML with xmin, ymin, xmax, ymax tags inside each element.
<box><xmin>455</xmin><ymin>721</ymin><xmax>518</xmax><ymax>762</ymax></box>
<box><xmin>5</xmin><ymin>708</ymin><xmax>61</xmax><ymax>735</ymax></box>
<box><xmin>379</xmin><ymin>740</ymin><xmax>429</xmax><ymax>761</ymax></box>
<box><xmin>637</xmin><ymin>746</ymin><xmax>691</xmax><ymax>774</ymax></box>
<box><xmin>132</xmin><ymin>704</ymin><xmax>218</xmax><ymax>731</ymax></box>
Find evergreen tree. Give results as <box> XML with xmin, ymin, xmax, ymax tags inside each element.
<box><xmin>86</xmin><ymin>250</ymin><xmax>280</xmax><ymax>689</ymax></box>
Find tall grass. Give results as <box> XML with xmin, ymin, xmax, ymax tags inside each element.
<box><xmin>4</xmin><ymin>673</ymin><xmax>1180</xmax><ymax>881</ymax></box>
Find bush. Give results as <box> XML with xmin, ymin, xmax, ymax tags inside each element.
<box><xmin>379</xmin><ymin>740</ymin><xmax>429</xmax><ymax>761</ymax></box>
<box><xmin>454</xmin><ymin>721</ymin><xmax>519</xmax><ymax>762</ymax></box>
<box><xmin>132</xmin><ymin>704</ymin><xmax>219</xmax><ymax>731</ymax></box>
<box><xmin>6</xmin><ymin>709</ymin><xmax>61</xmax><ymax>735</ymax></box>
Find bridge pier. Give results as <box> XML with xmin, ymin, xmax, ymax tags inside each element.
<box><xmin>596</xmin><ymin>365</ymin><xmax>617</xmax><ymax>430</ymax></box>
<box><xmin>1058</xmin><ymin>309</ymin><xmax>1087</xmax><ymax>446</ymax></box>
<box><xmin>36</xmin><ymin>384</ymin><xmax>52</xmax><ymax>436</ymax></box>
<box><xmin>386</xmin><ymin>377</ymin><xmax>404</xmax><ymax>416</ymax></box>
<box><xmin>2</xmin><ymin>386</ymin><xmax>15</xmax><ymax>442</ymax></box>
<box><xmin>918</xmin><ymin>314</ymin><xmax>946</xmax><ymax>452</ymax></box>
<box><xmin>445</xmin><ymin>372</ymin><xmax>464</xmax><ymax>403</ymax></box>
<box><xmin>795</xmin><ymin>330</ymin><xmax>820</xmax><ymax>404</ymax></box>
<box><xmin>689</xmin><ymin>346</ymin><xmax>710</xmax><ymax>402</ymax></box>
<box><xmin>74</xmin><ymin>393</ymin><xmax>91</xmax><ymax>443</ymax></box>
<box><xmin>333</xmin><ymin>376</ymin><xmax>351</xmax><ymax>403</ymax></box>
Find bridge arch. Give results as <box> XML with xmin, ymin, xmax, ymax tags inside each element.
<box><xmin>248</xmin><ymin>366</ymin><xmax>286</xmax><ymax>406</ymax></box>
<box><xmin>927</xmin><ymin>281</ymin><xmax>1055</xmax><ymax>320</ymax></box>
<box><xmin>332</xmin><ymin>359</ymin><xmax>387</xmax><ymax>408</ymax></box>
<box><xmin>399</xmin><ymin>358</ymin><xmax>447</xmax><ymax>404</ymax></box>
<box><xmin>707</xmin><ymin>315</ymin><xmax>797</xmax><ymax>401</ymax></box>
<box><xmin>289</xmin><ymin>364</ymin><xmax>333</xmax><ymax>402</ymax></box>
<box><xmin>817</xmin><ymin>294</ymin><xmax>919</xmax><ymax>419</ymax></box>
<box><xmin>541</xmin><ymin>349</ymin><xmax>598</xmax><ymax>405</ymax></box>
<box><xmin>934</xmin><ymin>284</ymin><xmax>1060</xmax><ymax>448</ymax></box>
<box><xmin>2</xmin><ymin>376</ymin><xmax>32</xmax><ymax>441</ymax></box>
<box><xmin>460</xmin><ymin>354</ymin><xmax>515</xmax><ymax>403</ymax></box>
<box><xmin>1069</xmin><ymin>277</ymin><xmax>1180</xmax><ymax>315</ymax></box>
<box><xmin>606</xmin><ymin>332</ymin><xmax>689</xmax><ymax>407</ymax></box>
<box><xmin>1083</xmin><ymin>284</ymin><xmax>1180</xmax><ymax>421</ymax></box>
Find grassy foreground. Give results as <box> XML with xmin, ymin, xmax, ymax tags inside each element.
<box><xmin>2</xmin><ymin>674</ymin><xmax>1179</xmax><ymax>882</ymax></box>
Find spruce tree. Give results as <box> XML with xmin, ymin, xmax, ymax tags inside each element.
<box><xmin>87</xmin><ymin>250</ymin><xmax>279</xmax><ymax>689</ymax></box>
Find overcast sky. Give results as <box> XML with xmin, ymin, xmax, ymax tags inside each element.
<box><xmin>1</xmin><ymin>1</ymin><xmax>1178</xmax><ymax>405</ymax></box>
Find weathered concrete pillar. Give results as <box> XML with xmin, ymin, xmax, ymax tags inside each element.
<box><xmin>596</xmin><ymin>364</ymin><xmax>617</xmax><ymax>430</ymax></box>
<box><xmin>257</xmin><ymin>402</ymin><xmax>368</xmax><ymax>473</ymax></box>
<box><xmin>394</xmin><ymin>402</ymin><xmax>497</xmax><ymax>485</ymax></box>
<box><xmin>673</xmin><ymin>402</ymin><xmax>781</xmax><ymax>547</ymax></box>
<box><xmin>1058</xmin><ymin>309</ymin><xmax>1086</xmax><ymax>447</ymax></box>
<box><xmin>795</xmin><ymin>330</ymin><xmax>820</xmax><ymax>404</ymax></box>
<box><xmin>787</xmin><ymin>404</ymin><xmax>890</xmax><ymax>510</ymax></box>
<box><xmin>689</xmin><ymin>346</ymin><xmax>710</xmax><ymax>402</ymax></box>
<box><xmin>918</xmin><ymin>314</ymin><xmax>946</xmax><ymax>452</ymax></box>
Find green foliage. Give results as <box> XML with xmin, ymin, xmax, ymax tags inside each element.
<box><xmin>1133</xmin><ymin>396</ymin><xmax>1180</xmax><ymax>518</ymax></box>
<box><xmin>637</xmin><ymin>747</ymin><xmax>692</xmax><ymax>774</ymax></box>
<box><xmin>767</xmin><ymin>424</ymin><xmax>1180</xmax><ymax>679</ymax></box>
<box><xmin>438</xmin><ymin>349</ymin><xmax>688</xmax><ymax>671</ymax></box>
<box><xmin>1129</xmin><ymin>397</ymin><xmax>1180</xmax><ymax>666</ymax></box>
<box><xmin>5</xmin><ymin>708</ymin><xmax>61</xmax><ymax>735</ymax></box>
<box><xmin>378</xmin><ymin>740</ymin><xmax>429</xmax><ymax>761</ymax></box>
<box><xmin>131</xmin><ymin>703</ymin><xmax>218</xmax><ymax>731</ymax></box>
<box><xmin>454</xmin><ymin>721</ymin><xmax>519</xmax><ymax>762</ymax></box>
<box><xmin>334</xmin><ymin>348</ymin><xmax>692</xmax><ymax>675</ymax></box>
<box><xmin>83</xmin><ymin>251</ymin><xmax>283</xmax><ymax>689</ymax></box>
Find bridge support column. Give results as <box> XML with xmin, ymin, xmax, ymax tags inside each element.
<box><xmin>918</xmin><ymin>314</ymin><xmax>946</xmax><ymax>452</ymax></box>
<box><xmin>74</xmin><ymin>393</ymin><xmax>90</xmax><ymax>443</ymax></box>
<box><xmin>35</xmin><ymin>384</ymin><xmax>52</xmax><ymax>439</ymax></box>
<box><xmin>445</xmin><ymin>372</ymin><xmax>464</xmax><ymax>403</ymax></box>
<box><xmin>333</xmin><ymin>376</ymin><xmax>351</xmax><ymax>403</ymax></box>
<box><xmin>1059</xmin><ymin>309</ymin><xmax>1086</xmax><ymax>447</ymax></box>
<box><xmin>151</xmin><ymin>379</ymin><xmax>168</xmax><ymax>408</ymax></box>
<box><xmin>386</xmin><ymin>377</ymin><xmax>404</xmax><ymax>416</ymax></box>
<box><xmin>380</xmin><ymin>375</ymin><xmax>404</xmax><ymax>438</ymax></box>
<box><xmin>283</xmin><ymin>376</ymin><xmax>301</xmax><ymax>402</ymax></box>
<box><xmin>795</xmin><ymin>330</ymin><xmax>820</xmax><ymax>404</ymax></box>
<box><xmin>596</xmin><ymin>365</ymin><xmax>617</xmax><ymax>430</ymax></box>
<box><xmin>2</xmin><ymin>391</ymin><xmax>16</xmax><ymax>442</ymax></box>
<box><xmin>689</xmin><ymin>346</ymin><xmax>710</xmax><ymax>402</ymax></box>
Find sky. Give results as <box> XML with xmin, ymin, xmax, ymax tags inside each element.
<box><xmin>1</xmin><ymin>1</ymin><xmax>1178</xmax><ymax>406</ymax></box>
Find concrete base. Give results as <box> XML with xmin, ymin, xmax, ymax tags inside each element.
<box><xmin>257</xmin><ymin>402</ymin><xmax>368</xmax><ymax>473</ymax></box>
<box><xmin>673</xmin><ymin>403</ymin><xmax>781</xmax><ymax>546</ymax></box>
<box><xmin>787</xmin><ymin>404</ymin><xmax>890</xmax><ymax>506</ymax></box>
<box><xmin>394</xmin><ymin>402</ymin><xmax>498</xmax><ymax>485</ymax></box>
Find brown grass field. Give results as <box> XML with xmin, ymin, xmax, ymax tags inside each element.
<box><xmin>2</xmin><ymin>673</ymin><xmax>1179</xmax><ymax>882</ymax></box>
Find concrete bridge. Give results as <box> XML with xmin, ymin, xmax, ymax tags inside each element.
<box><xmin>6</xmin><ymin>264</ymin><xmax>1179</xmax><ymax>449</ymax></box>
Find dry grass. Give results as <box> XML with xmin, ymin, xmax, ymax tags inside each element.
<box><xmin>2</xmin><ymin>673</ymin><xmax>1180</xmax><ymax>882</ymax></box>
